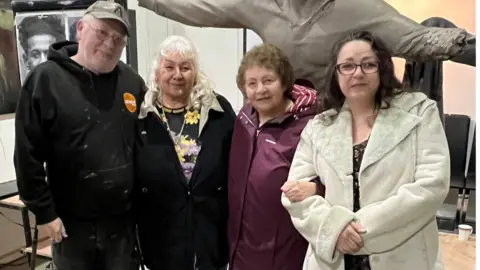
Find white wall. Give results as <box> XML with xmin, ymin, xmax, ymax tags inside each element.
<box><xmin>0</xmin><ymin>115</ymin><xmax>15</xmax><ymax>184</ymax></box>
<box><xmin>0</xmin><ymin>2</ymin><xmax>245</xmax><ymax>184</ymax></box>
<box><xmin>181</xmin><ymin>25</ymin><xmax>245</xmax><ymax>111</ymax></box>
<box><xmin>245</xmin><ymin>29</ymin><xmax>263</xmax><ymax>52</ymax></box>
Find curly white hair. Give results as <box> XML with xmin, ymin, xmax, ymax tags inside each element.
<box><xmin>146</xmin><ymin>35</ymin><xmax>216</xmax><ymax>110</ymax></box>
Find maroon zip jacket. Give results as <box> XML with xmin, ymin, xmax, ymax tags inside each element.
<box><xmin>228</xmin><ymin>85</ymin><xmax>319</xmax><ymax>270</ymax></box>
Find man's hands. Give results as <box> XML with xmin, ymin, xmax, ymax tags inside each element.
<box><xmin>281</xmin><ymin>180</ymin><xmax>317</xmax><ymax>202</ymax></box>
<box><xmin>38</xmin><ymin>217</ymin><xmax>68</xmax><ymax>243</ymax></box>
<box><xmin>335</xmin><ymin>222</ymin><xmax>366</xmax><ymax>254</ymax></box>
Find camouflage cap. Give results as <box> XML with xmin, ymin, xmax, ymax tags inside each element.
<box><xmin>85</xmin><ymin>0</ymin><xmax>130</xmax><ymax>36</ymax></box>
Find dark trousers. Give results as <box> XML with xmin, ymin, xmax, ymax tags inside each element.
<box><xmin>52</xmin><ymin>213</ymin><xmax>138</xmax><ymax>270</ymax></box>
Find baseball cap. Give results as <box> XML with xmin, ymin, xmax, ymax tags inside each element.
<box><xmin>85</xmin><ymin>0</ymin><xmax>130</xmax><ymax>36</ymax></box>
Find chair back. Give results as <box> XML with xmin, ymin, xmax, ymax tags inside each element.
<box><xmin>444</xmin><ymin>114</ymin><xmax>471</xmax><ymax>185</ymax></box>
<box><xmin>467</xmin><ymin>128</ymin><xmax>476</xmax><ymax>175</ymax></box>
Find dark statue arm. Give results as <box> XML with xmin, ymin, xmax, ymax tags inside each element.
<box><xmin>356</xmin><ymin>0</ymin><xmax>475</xmax><ymax>66</ymax></box>
<box><xmin>446</xmin><ymin>32</ymin><xmax>475</xmax><ymax>67</ymax></box>
<box><xmin>414</xmin><ymin>16</ymin><xmax>475</xmax><ymax>67</ymax></box>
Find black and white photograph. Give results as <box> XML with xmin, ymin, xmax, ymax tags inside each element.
<box><xmin>68</xmin><ymin>16</ymin><xmax>81</xmax><ymax>41</ymax></box>
<box><xmin>66</xmin><ymin>10</ymin><xmax>83</xmax><ymax>41</ymax></box>
<box><xmin>15</xmin><ymin>10</ymin><xmax>129</xmax><ymax>85</ymax></box>
<box><xmin>15</xmin><ymin>12</ymin><xmax>66</xmax><ymax>84</ymax></box>
<box><xmin>0</xmin><ymin>1</ymin><xmax>20</xmax><ymax>115</ymax></box>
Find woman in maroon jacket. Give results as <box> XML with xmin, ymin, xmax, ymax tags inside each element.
<box><xmin>228</xmin><ymin>44</ymin><xmax>325</xmax><ymax>270</ymax></box>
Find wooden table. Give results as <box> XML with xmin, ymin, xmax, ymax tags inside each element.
<box><xmin>0</xmin><ymin>179</ymin><xmax>18</xmax><ymax>200</ymax></box>
<box><xmin>439</xmin><ymin>232</ymin><xmax>476</xmax><ymax>270</ymax></box>
<box><xmin>0</xmin><ymin>195</ymin><xmax>32</xmax><ymax>250</ymax></box>
<box><xmin>0</xmin><ymin>194</ymin><xmax>24</xmax><ymax>208</ymax></box>
<box><xmin>0</xmin><ymin>194</ymin><xmax>51</xmax><ymax>269</ymax></box>
<box><xmin>24</xmin><ymin>238</ymin><xmax>52</xmax><ymax>259</ymax></box>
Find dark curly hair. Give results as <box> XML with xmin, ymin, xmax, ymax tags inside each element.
<box><xmin>18</xmin><ymin>15</ymin><xmax>65</xmax><ymax>53</ymax></box>
<box><xmin>317</xmin><ymin>30</ymin><xmax>404</xmax><ymax>114</ymax></box>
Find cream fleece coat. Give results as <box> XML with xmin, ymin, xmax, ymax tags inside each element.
<box><xmin>282</xmin><ymin>92</ymin><xmax>450</xmax><ymax>270</ymax></box>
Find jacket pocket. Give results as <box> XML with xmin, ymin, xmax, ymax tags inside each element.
<box><xmin>380</xmin><ymin>229</ymin><xmax>430</xmax><ymax>269</ymax></box>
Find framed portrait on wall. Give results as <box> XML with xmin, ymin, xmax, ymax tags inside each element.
<box><xmin>15</xmin><ymin>11</ymin><xmax>67</xmax><ymax>84</ymax></box>
<box><xmin>66</xmin><ymin>10</ymin><xmax>83</xmax><ymax>41</ymax></box>
<box><xmin>12</xmin><ymin>0</ymin><xmax>97</xmax><ymax>13</ymax></box>
<box><xmin>0</xmin><ymin>1</ymin><xmax>20</xmax><ymax>115</ymax></box>
<box><xmin>11</xmin><ymin>0</ymin><xmax>127</xmax><ymax>13</ymax></box>
<box><xmin>15</xmin><ymin>9</ymin><xmax>129</xmax><ymax>86</ymax></box>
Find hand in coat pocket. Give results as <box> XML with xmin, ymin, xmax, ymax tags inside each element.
<box><xmin>281</xmin><ymin>180</ymin><xmax>317</xmax><ymax>202</ymax></box>
<box><xmin>39</xmin><ymin>217</ymin><xmax>68</xmax><ymax>243</ymax></box>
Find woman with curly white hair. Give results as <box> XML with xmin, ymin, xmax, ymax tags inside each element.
<box><xmin>133</xmin><ymin>35</ymin><xmax>235</xmax><ymax>270</ymax></box>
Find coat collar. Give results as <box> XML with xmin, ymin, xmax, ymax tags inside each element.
<box><xmin>139</xmin><ymin>88</ymin><xmax>223</xmax><ymax>117</ymax></box>
<box><xmin>240</xmin><ymin>84</ymin><xmax>317</xmax><ymax>128</ymax></box>
<box><xmin>315</xmin><ymin>92</ymin><xmax>426</xmax><ymax>176</ymax></box>
<box><xmin>198</xmin><ymin>95</ymin><xmax>223</xmax><ymax>135</ymax></box>
<box><xmin>139</xmin><ymin>88</ymin><xmax>224</xmax><ymax>137</ymax></box>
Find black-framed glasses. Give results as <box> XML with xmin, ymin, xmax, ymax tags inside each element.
<box><xmin>83</xmin><ymin>20</ymin><xmax>128</xmax><ymax>46</ymax></box>
<box><xmin>336</xmin><ymin>61</ymin><xmax>380</xmax><ymax>75</ymax></box>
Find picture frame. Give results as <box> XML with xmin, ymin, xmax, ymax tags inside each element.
<box><xmin>15</xmin><ymin>11</ymin><xmax>69</xmax><ymax>84</ymax></box>
<box><xmin>10</xmin><ymin>0</ymin><xmax>125</xmax><ymax>13</ymax></box>
<box><xmin>0</xmin><ymin>2</ymin><xmax>20</xmax><ymax>115</ymax></box>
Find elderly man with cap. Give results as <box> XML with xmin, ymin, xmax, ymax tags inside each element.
<box><xmin>14</xmin><ymin>1</ymin><xmax>145</xmax><ymax>269</ymax></box>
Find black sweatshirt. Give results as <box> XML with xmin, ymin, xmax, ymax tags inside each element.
<box><xmin>14</xmin><ymin>41</ymin><xmax>146</xmax><ymax>225</ymax></box>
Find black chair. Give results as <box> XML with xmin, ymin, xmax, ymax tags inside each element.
<box><xmin>465</xmin><ymin>129</ymin><xmax>475</xmax><ymax>191</ymax></box>
<box><xmin>444</xmin><ymin>114</ymin><xmax>471</xmax><ymax>190</ymax></box>
<box><xmin>464</xmin><ymin>190</ymin><xmax>476</xmax><ymax>234</ymax></box>
<box><xmin>436</xmin><ymin>114</ymin><xmax>471</xmax><ymax>231</ymax></box>
<box><xmin>436</xmin><ymin>189</ymin><xmax>460</xmax><ymax>231</ymax></box>
<box><xmin>461</xmin><ymin>127</ymin><xmax>476</xmax><ymax>224</ymax></box>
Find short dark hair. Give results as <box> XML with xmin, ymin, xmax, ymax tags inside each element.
<box><xmin>18</xmin><ymin>15</ymin><xmax>65</xmax><ymax>52</ymax></box>
<box><xmin>317</xmin><ymin>30</ymin><xmax>404</xmax><ymax>113</ymax></box>
<box><xmin>236</xmin><ymin>43</ymin><xmax>294</xmax><ymax>96</ymax></box>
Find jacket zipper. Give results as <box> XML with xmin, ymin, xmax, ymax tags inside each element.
<box><xmin>240</xmin><ymin>111</ymin><xmax>264</xmax><ymax>136</ymax></box>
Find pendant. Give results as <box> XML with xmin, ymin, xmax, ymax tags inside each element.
<box><xmin>170</xmin><ymin>130</ymin><xmax>181</xmax><ymax>145</ymax></box>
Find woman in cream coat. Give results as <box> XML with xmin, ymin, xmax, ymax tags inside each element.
<box><xmin>281</xmin><ymin>30</ymin><xmax>450</xmax><ymax>270</ymax></box>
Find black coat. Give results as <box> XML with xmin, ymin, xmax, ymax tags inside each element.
<box><xmin>133</xmin><ymin>94</ymin><xmax>235</xmax><ymax>270</ymax></box>
<box><xmin>15</xmin><ymin>42</ymin><xmax>145</xmax><ymax>224</ymax></box>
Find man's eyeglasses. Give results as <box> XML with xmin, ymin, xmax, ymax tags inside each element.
<box><xmin>83</xmin><ymin>20</ymin><xmax>127</xmax><ymax>46</ymax></box>
<box><xmin>336</xmin><ymin>61</ymin><xmax>380</xmax><ymax>75</ymax></box>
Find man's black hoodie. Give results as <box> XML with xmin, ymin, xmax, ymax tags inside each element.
<box><xmin>14</xmin><ymin>41</ymin><xmax>146</xmax><ymax>225</ymax></box>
